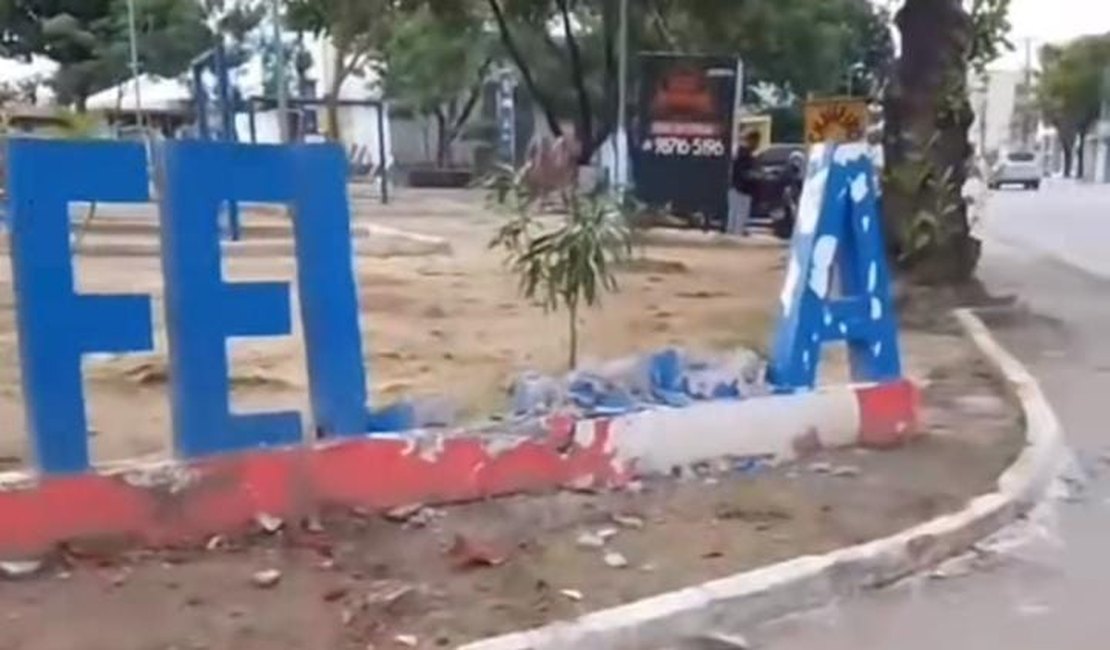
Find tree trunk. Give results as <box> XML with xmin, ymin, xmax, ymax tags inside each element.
<box><xmin>325</xmin><ymin>95</ymin><xmax>341</xmax><ymax>141</ymax></box>
<box><xmin>325</xmin><ymin>41</ymin><xmax>355</xmax><ymax>142</ymax></box>
<box><xmin>433</xmin><ymin>109</ymin><xmax>450</xmax><ymax>167</ymax></box>
<box><xmin>882</xmin><ymin>0</ymin><xmax>979</xmax><ymax>285</ymax></box>
<box><xmin>487</xmin><ymin>0</ymin><xmax>563</xmax><ymax>138</ymax></box>
<box><xmin>1062</xmin><ymin>139</ymin><xmax>1075</xmax><ymax>177</ymax></box>
<box><xmin>1077</xmin><ymin>133</ymin><xmax>1087</xmax><ymax>179</ymax></box>
<box><xmin>555</xmin><ymin>0</ymin><xmax>594</xmax><ymax>165</ymax></box>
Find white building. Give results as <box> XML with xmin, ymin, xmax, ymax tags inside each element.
<box><xmin>969</xmin><ymin>69</ymin><xmax>1025</xmax><ymax>158</ymax></box>
<box><xmin>231</xmin><ymin>35</ymin><xmax>392</xmax><ymax>174</ymax></box>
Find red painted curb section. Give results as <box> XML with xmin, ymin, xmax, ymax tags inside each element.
<box><xmin>0</xmin><ymin>384</ymin><xmax>917</xmax><ymax>559</ymax></box>
<box><xmin>857</xmin><ymin>379</ymin><xmax>921</xmax><ymax>448</ymax></box>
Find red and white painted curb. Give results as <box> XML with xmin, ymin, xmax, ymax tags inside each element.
<box><xmin>0</xmin><ymin>379</ymin><xmax>917</xmax><ymax>560</ymax></box>
<box><xmin>458</xmin><ymin>310</ymin><xmax>1067</xmax><ymax>650</ymax></box>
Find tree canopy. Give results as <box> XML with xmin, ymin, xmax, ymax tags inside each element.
<box><xmin>652</xmin><ymin>0</ymin><xmax>892</xmax><ymax>102</ymax></box>
<box><xmin>383</xmin><ymin>5</ymin><xmax>493</xmax><ymax>165</ymax></box>
<box><xmin>1038</xmin><ymin>33</ymin><xmax>1110</xmax><ymax>177</ymax></box>
<box><xmin>0</xmin><ymin>0</ymin><xmax>212</xmax><ymax>110</ymax></box>
<box><xmin>286</xmin><ymin>0</ymin><xmax>399</xmax><ymax>138</ymax></box>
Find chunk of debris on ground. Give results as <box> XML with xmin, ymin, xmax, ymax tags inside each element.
<box><xmin>446</xmin><ymin>533</ymin><xmax>507</xmax><ymax>568</ymax></box>
<box><xmin>250</xmin><ymin>568</ymin><xmax>282</xmax><ymax>589</ymax></box>
<box><xmin>0</xmin><ymin>560</ymin><xmax>43</xmax><ymax>579</ymax></box>
<box><xmin>603</xmin><ymin>551</ymin><xmax>630</xmax><ymax>569</ymax></box>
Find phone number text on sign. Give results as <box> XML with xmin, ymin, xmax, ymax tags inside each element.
<box><xmin>642</xmin><ymin>136</ymin><xmax>726</xmax><ymax>157</ymax></box>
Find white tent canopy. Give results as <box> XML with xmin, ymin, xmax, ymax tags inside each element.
<box><xmin>86</xmin><ymin>74</ymin><xmax>192</xmax><ymax>112</ymax></box>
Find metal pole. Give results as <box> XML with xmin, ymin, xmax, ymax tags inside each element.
<box><xmin>248</xmin><ymin>101</ymin><xmax>257</xmax><ymax>143</ymax></box>
<box><xmin>270</xmin><ymin>0</ymin><xmax>289</xmax><ymax>143</ymax></box>
<box><xmin>214</xmin><ymin>45</ymin><xmax>235</xmax><ymax>141</ymax></box>
<box><xmin>376</xmin><ymin>102</ymin><xmax>389</xmax><ymax>204</ymax></box>
<box><xmin>1022</xmin><ymin>36</ymin><xmax>1033</xmax><ymax>149</ymax></box>
<box><xmin>192</xmin><ymin>61</ymin><xmax>209</xmax><ymax>139</ymax></box>
<box><xmin>126</xmin><ymin>0</ymin><xmax>143</xmax><ymax>132</ymax></box>
<box><xmin>615</xmin><ymin>0</ymin><xmax>629</xmax><ymax>195</ymax></box>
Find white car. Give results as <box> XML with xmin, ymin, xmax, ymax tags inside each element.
<box><xmin>990</xmin><ymin>151</ymin><xmax>1042</xmax><ymax>190</ymax></box>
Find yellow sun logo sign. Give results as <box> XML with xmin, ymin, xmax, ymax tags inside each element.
<box><xmin>805</xmin><ymin>98</ymin><xmax>868</xmax><ymax>144</ymax></box>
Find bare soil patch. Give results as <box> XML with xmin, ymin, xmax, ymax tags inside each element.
<box><xmin>0</xmin><ymin>190</ymin><xmax>1024</xmax><ymax>649</ymax></box>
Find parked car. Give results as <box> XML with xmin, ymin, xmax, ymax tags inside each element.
<box><xmin>991</xmin><ymin>151</ymin><xmax>1042</xmax><ymax>190</ymax></box>
<box><xmin>748</xmin><ymin>144</ymin><xmax>807</xmax><ymax>239</ymax></box>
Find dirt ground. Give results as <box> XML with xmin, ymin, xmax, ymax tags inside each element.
<box><xmin>0</xmin><ymin>189</ymin><xmax>1025</xmax><ymax>649</ymax></box>
<box><xmin>0</xmin><ymin>189</ymin><xmax>788</xmax><ymax>468</ymax></box>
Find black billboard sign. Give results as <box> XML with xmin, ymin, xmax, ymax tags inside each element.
<box><xmin>634</xmin><ymin>54</ymin><xmax>739</xmax><ymax>227</ymax></box>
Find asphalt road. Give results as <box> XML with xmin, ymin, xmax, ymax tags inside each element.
<box><xmin>754</xmin><ymin>181</ymin><xmax>1110</xmax><ymax>649</ymax></box>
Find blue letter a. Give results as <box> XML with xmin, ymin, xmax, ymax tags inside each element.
<box><xmin>769</xmin><ymin>143</ymin><xmax>902</xmax><ymax>389</ymax></box>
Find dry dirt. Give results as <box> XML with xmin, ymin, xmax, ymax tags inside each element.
<box><xmin>0</xmin><ymin>189</ymin><xmax>1025</xmax><ymax>649</ymax></box>
<box><xmin>0</xmin><ymin>190</ymin><xmax>784</xmax><ymax>468</ymax></box>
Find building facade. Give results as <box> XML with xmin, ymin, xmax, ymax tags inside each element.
<box><xmin>969</xmin><ymin>69</ymin><xmax>1025</xmax><ymax>159</ymax></box>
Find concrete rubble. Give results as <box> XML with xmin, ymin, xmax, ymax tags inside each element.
<box><xmin>509</xmin><ymin>347</ymin><xmax>768</xmax><ymax>419</ymax></box>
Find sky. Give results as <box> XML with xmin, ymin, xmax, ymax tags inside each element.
<box><xmin>987</xmin><ymin>0</ymin><xmax>1110</xmax><ymax>69</ymax></box>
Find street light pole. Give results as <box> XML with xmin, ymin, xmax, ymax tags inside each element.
<box><xmin>270</xmin><ymin>0</ymin><xmax>289</xmax><ymax>143</ymax></box>
<box><xmin>614</xmin><ymin>0</ymin><xmax>629</xmax><ymax>196</ymax></box>
<box><xmin>126</xmin><ymin>0</ymin><xmax>143</xmax><ymax>131</ymax></box>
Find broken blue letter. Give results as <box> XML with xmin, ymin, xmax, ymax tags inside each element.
<box><xmin>769</xmin><ymin>143</ymin><xmax>902</xmax><ymax>389</ymax></box>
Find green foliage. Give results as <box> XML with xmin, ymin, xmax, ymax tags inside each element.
<box><xmin>383</xmin><ymin>5</ymin><xmax>492</xmax><ymax>165</ymax></box>
<box><xmin>653</xmin><ymin>0</ymin><xmax>892</xmax><ymax>101</ymax></box>
<box><xmin>0</xmin><ymin>0</ymin><xmax>212</xmax><ymax>110</ymax></box>
<box><xmin>967</xmin><ymin>0</ymin><xmax>1013</xmax><ymax>74</ymax></box>
<box><xmin>285</xmin><ymin>0</ymin><xmax>394</xmax><ymax>82</ymax></box>
<box><xmin>286</xmin><ymin>0</ymin><xmax>398</xmax><ymax>138</ymax></box>
<box><xmin>885</xmin><ymin>153</ymin><xmax>963</xmax><ymax>263</ymax></box>
<box><xmin>484</xmin><ymin>0</ymin><xmax>622</xmax><ymax>163</ymax></box>
<box><xmin>132</xmin><ymin>0</ymin><xmax>213</xmax><ymax>77</ymax></box>
<box><xmin>1038</xmin><ymin>34</ymin><xmax>1110</xmax><ymax>145</ymax></box>
<box><xmin>48</xmin><ymin>106</ymin><xmax>106</xmax><ymax>137</ymax></box>
<box><xmin>489</xmin><ymin>180</ymin><xmax>632</xmax><ymax>369</ymax></box>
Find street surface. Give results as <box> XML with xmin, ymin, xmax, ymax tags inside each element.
<box><xmin>755</xmin><ymin>181</ymin><xmax>1110</xmax><ymax>649</ymax></box>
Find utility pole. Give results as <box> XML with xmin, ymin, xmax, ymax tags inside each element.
<box><xmin>126</xmin><ymin>0</ymin><xmax>143</xmax><ymax>132</ymax></box>
<box><xmin>1021</xmin><ymin>36</ymin><xmax>1034</xmax><ymax>149</ymax></box>
<box><xmin>614</xmin><ymin>0</ymin><xmax>629</xmax><ymax>195</ymax></box>
<box><xmin>270</xmin><ymin>0</ymin><xmax>289</xmax><ymax>143</ymax></box>
<box><xmin>977</xmin><ymin>74</ymin><xmax>989</xmax><ymax>157</ymax></box>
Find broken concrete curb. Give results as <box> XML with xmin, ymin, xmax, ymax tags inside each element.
<box><xmin>459</xmin><ymin>308</ymin><xmax>1067</xmax><ymax>650</ymax></box>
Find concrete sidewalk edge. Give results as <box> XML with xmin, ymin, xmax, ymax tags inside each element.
<box><xmin>460</xmin><ymin>308</ymin><xmax>1067</xmax><ymax>650</ymax></box>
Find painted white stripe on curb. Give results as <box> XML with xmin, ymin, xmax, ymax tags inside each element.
<box><xmin>604</xmin><ymin>388</ymin><xmax>859</xmax><ymax>474</ymax></box>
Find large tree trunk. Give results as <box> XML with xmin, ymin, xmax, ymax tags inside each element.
<box><xmin>487</xmin><ymin>0</ymin><xmax>562</xmax><ymax>139</ymax></box>
<box><xmin>1062</xmin><ymin>138</ymin><xmax>1075</xmax><ymax>177</ymax></box>
<box><xmin>325</xmin><ymin>41</ymin><xmax>355</xmax><ymax>142</ymax></box>
<box><xmin>433</xmin><ymin>108</ymin><xmax>451</xmax><ymax>167</ymax></box>
<box><xmin>554</xmin><ymin>0</ymin><xmax>598</xmax><ymax>166</ymax></box>
<box><xmin>1077</xmin><ymin>132</ymin><xmax>1087</xmax><ymax>179</ymax></box>
<box><xmin>882</xmin><ymin>0</ymin><xmax>979</xmax><ymax>285</ymax></box>
<box><xmin>325</xmin><ymin>72</ymin><xmax>344</xmax><ymax>141</ymax></box>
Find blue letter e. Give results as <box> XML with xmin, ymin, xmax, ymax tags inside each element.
<box><xmin>6</xmin><ymin>139</ymin><xmax>155</xmax><ymax>475</ymax></box>
<box><xmin>158</xmin><ymin>141</ymin><xmax>301</xmax><ymax>458</ymax></box>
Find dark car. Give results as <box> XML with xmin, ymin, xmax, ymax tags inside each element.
<box><xmin>748</xmin><ymin>144</ymin><xmax>807</xmax><ymax>239</ymax></box>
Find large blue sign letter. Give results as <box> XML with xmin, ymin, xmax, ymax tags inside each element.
<box><xmin>7</xmin><ymin>139</ymin><xmax>154</xmax><ymax>474</ymax></box>
<box><xmin>158</xmin><ymin>141</ymin><xmax>375</xmax><ymax>457</ymax></box>
<box><xmin>769</xmin><ymin>143</ymin><xmax>902</xmax><ymax>389</ymax></box>
<box><xmin>159</xmin><ymin>142</ymin><xmax>301</xmax><ymax>457</ymax></box>
<box><xmin>287</xmin><ymin>145</ymin><xmax>374</xmax><ymax>437</ymax></box>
